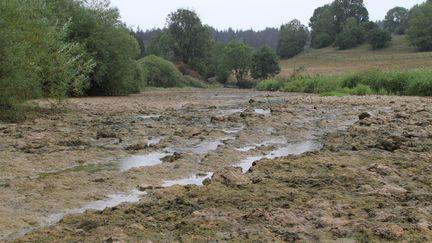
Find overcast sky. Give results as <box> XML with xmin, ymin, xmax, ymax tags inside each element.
<box><xmin>110</xmin><ymin>0</ymin><xmax>425</xmax><ymax>31</ymax></box>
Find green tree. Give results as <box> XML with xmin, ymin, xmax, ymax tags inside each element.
<box><xmin>50</xmin><ymin>0</ymin><xmax>142</xmax><ymax>96</ymax></box>
<box><xmin>220</xmin><ymin>41</ymin><xmax>253</xmax><ymax>83</ymax></box>
<box><xmin>310</xmin><ymin>6</ymin><xmax>337</xmax><ymax>48</ymax></box>
<box><xmin>335</xmin><ymin>17</ymin><xmax>365</xmax><ymax>49</ymax></box>
<box><xmin>277</xmin><ymin>19</ymin><xmax>309</xmax><ymax>58</ymax></box>
<box><xmin>331</xmin><ymin>0</ymin><xmax>369</xmax><ymax>33</ymax></box>
<box><xmin>367</xmin><ymin>25</ymin><xmax>392</xmax><ymax>49</ymax></box>
<box><xmin>0</xmin><ymin>0</ymin><xmax>94</xmax><ymax>120</ymax></box>
<box><xmin>407</xmin><ymin>2</ymin><xmax>432</xmax><ymax>51</ymax></box>
<box><xmin>384</xmin><ymin>7</ymin><xmax>409</xmax><ymax>34</ymax></box>
<box><xmin>251</xmin><ymin>46</ymin><xmax>281</xmax><ymax>80</ymax></box>
<box><xmin>166</xmin><ymin>9</ymin><xmax>213</xmax><ymax>71</ymax></box>
<box><xmin>147</xmin><ymin>30</ymin><xmax>176</xmax><ymax>61</ymax></box>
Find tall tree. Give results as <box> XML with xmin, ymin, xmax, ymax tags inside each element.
<box><xmin>166</xmin><ymin>9</ymin><xmax>212</xmax><ymax>68</ymax></box>
<box><xmin>310</xmin><ymin>5</ymin><xmax>337</xmax><ymax>48</ymax></box>
<box><xmin>407</xmin><ymin>1</ymin><xmax>432</xmax><ymax>51</ymax></box>
<box><xmin>251</xmin><ymin>46</ymin><xmax>281</xmax><ymax>80</ymax></box>
<box><xmin>384</xmin><ymin>7</ymin><xmax>409</xmax><ymax>34</ymax></box>
<box><xmin>335</xmin><ymin>17</ymin><xmax>365</xmax><ymax>49</ymax></box>
<box><xmin>331</xmin><ymin>0</ymin><xmax>369</xmax><ymax>33</ymax></box>
<box><xmin>277</xmin><ymin>19</ymin><xmax>309</xmax><ymax>58</ymax></box>
<box><xmin>220</xmin><ymin>41</ymin><xmax>253</xmax><ymax>82</ymax></box>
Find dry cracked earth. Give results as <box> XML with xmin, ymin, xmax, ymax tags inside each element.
<box><xmin>0</xmin><ymin>89</ymin><xmax>431</xmax><ymax>242</ymax></box>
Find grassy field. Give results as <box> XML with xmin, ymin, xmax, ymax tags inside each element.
<box><xmin>279</xmin><ymin>35</ymin><xmax>432</xmax><ymax>76</ymax></box>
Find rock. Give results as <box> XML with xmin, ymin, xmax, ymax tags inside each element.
<box><xmin>97</xmin><ymin>128</ymin><xmax>118</xmax><ymax>139</ymax></box>
<box><xmin>366</xmin><ymin>163</ymin><xmax>394</xmax><ymax>176</ymax></box>
<box><xmin>137</xmin><ymin>184</ymin><xmax>153</xmax><ymax>191</ymax></box>
<box><xmin>377</xmin><ymin>185</ymin><xmax>407</xmax><ymax>198</ymax></box>
<box><xmin>125</xmin><ymin>142</ymin><xmax>148</xmax><ymax>151</ymax></box>
<box><xmin>374</xmin><ymin>224</ymin><xmax>404</xmax><ymax>240</ymax></box>
<box><xmin>162</xmin><ymin>152</ymin><xmax>182</xmax><ymax>163</ymax></box>
<box><xmin>395</xmin><ymin>112</ymin><xmax>409</xmax><ymax>119</ymax></box>
<box><xmin>211</xmin><ymin>167</ymin><xmax>251</xmax><ymax>186</ymax></box>
<box><xmin>210</xmin><ymin>116</ymin><xmax>226</xmax><ymax>123</ymax></box>
<box><xmin>380</xmin><ymin>136</ymin><xmax>402</xmax><ymax>152</ymax></box>
<box><xmin>359</xmin><ymin>112</ymin><xmax>371</xmax><ymax>120</ymax></box>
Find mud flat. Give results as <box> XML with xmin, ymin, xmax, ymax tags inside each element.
<box><xmin>1</xmin><ymin>89</ymin><xmax>431</xmax><ymax>242</ymax></box>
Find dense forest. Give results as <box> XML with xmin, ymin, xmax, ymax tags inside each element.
<box><xmin>1</xmin><ymin>0</ymin><xmax>432</xmax><ymax>121</ymax></box>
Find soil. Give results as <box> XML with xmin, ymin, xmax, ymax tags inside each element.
<box><xmin>0</xmin><ymin>89</ymin><xmax>431</xmax><ymax>242</ymax></box>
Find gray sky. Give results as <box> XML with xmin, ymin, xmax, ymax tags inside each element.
<box><xmin>110</xmin><ymin>0</ymin><xmax>425</xmax><ymax>30</ymax></box>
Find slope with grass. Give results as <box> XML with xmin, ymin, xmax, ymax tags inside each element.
<box><xmin>280</xmin><ymin>35</ymin><xmax>432</xmax><ymax>76</ymax></box>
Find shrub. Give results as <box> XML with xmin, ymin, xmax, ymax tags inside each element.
<box><xmin>368</xmin><ymin>28</ymin><xmax>392</xmax><ymax>49</ymax></box>
<box><xmin>138</xmin><ymin>55</ymin><xmax>184</xmax><ymax>87</ymax></box>
<box><xmin>251</xmin><ymin>46</ymin><xmax>281</xmax><ymax>80</ymax></box>
<box><xmin>349</xmin><ymin>84</ymin><xmax>373</xmax><ymax>95</ymax></box>
<box><xmin>256</xmin><ymin>80</ymin><xmax>283</xmax><ymax>91</ymax></box>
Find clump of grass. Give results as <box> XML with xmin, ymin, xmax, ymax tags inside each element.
<box><xmin>257</xmin><ymin>69</ymin><xmax>432</xmax><ymax>97</ymax></box>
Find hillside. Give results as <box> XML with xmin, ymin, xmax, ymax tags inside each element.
<box><xmin>280</xmin><ymin>35</ymin><xmax>432</xmax><ymax>76</ymax></box>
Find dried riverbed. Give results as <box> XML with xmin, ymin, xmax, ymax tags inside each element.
<box><xmin>1</xmin><ymin>89</ymin><xmax>431</xmax><ymax>242</ymax></box>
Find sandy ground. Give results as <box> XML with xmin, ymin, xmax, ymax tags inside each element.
<box><xmin>0</xmin><ymin>89</ymin><xmax>431</xmax><ymax>242</ymax></box>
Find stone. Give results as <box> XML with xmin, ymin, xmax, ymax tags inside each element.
<box><xmin>211</xmin><ymin>167</ymin><xmax>251</xmax><ymax>186</ymax></box>
<box><xmin>359</xmin><ymin>112</ymin><xmax>371</xmax><ymax>120</ymax></box>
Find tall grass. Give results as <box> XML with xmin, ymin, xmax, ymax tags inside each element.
<box><xmin>256</xmin><ymin>69</ymin><xmax>432</xmax><ymax>96</ymax></box>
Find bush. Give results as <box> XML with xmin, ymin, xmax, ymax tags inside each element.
<box><xmin>349</xmin><ymin>84</ymin><xmax>373</xmax><ymax>95</ymax></box>
<box><xmin>335</xmin><ymin>17</ymin><xmax>365</xmax><ymax>50</ymax></box>
<box><xmin>368</xmin><ymin>28</ymin><xmax>392</xmax><ymax>49</ymax></box>
<box><xmin>0</xmin><ymin>0</ymin><xmax>94</xmax><ymax>120</ymax></box>
<box><xmin>256</xmin><ymin>80</ymin><xmax>283</xmax><ymax>91</ymax></box>
<box><xmin>251</xmin><ymin>46</ymin><xmax>281</xmax><ymax>80</ymax></box>
<box><xmin>181</xmin><ymin>75</ymin><xmax>207</xmax><ymax>88</ymax></box>
<box><xmin>138</xmin><ymin>55</ymin><xmax>184</xmax><ymax>87</ymax></box>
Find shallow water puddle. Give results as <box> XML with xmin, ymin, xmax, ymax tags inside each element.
<box><xmin>162</xmin><ymin>172</ymin><xmax>213</xmax><ymax>187</ymax></box>
<box><xmin>254</xmin><ymin>108</ymin><xmax>271</xmax><ymax>116</ymax></box>
<box><xmin>44</xmin><ymin>189</ymin><xmax>146</xmax><ymax>226</ymax></box>
<box><xmin>219</xmin><ymin>108</ymin><xmax>244</xmax><ymax>115</ymax></box>
<box><xmin>238</xmin><ymin>141</ymin><xmax>320</xmax><ymax>172</ymax></box>
<box><xmin>166</xmin><ymin>139</ymin><xmax>224</xmax><ymax>155</ymax></box>
<box><xmin>139</xmin><ymin>114</ymin><xmax>161</xmax><ymax>119</ymax></box>
<box><xmin>147</xmin><ymin>137</ymin><xmax>162</xmax><ymax>146</ymax></box>
<box><xmin>119</xmin><ymin>152</ymin><xmax>169</xmax><ymax>171</ymax></box>
<box><xmin>236</xmin><ymin>137</ymin><xmax>287</xmax><ymax>152</ymax></box>
<box><xmin>223</xmin><ymin>126</ymin><xmax>244</xmax><ymax>134</ymax></box>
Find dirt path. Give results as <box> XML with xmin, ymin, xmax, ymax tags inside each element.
<box><xmin>1</xmin><ymin>89</ymin><xmax>431</xmax><ymax>242</ymax></box>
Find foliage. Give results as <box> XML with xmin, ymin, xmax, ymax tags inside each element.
<box><xmin>309</xmin><ymin>5</ymin><xmax>337</xmax><ymax>48</ymax></box>
<box><xmin>251</xmin><ymin>46</ymin><xmax>281</xmax><ymax>80</ymax></box>
<box><xmin>367</xmin><ymin>27</ymin><xmax>392</xmax><ymax>49</ymax></box>
<box><xmin>257</xmin><ymin>69</ymin><xmax>432</xmax><ymax>97</ymax></box>
<box><xmin>166</xmin><ymin>9</ymin><xmax>213</xmax><ymax>70</ymax></box>
<box><xmin>407</xmin><ymin>2</ymin><xmax>432</xmax><ymax>51</ymax></box>
<box><xmin>331</xmin><ymin>0</ymin><xmax>369</xmax><ymax>33</ymax></box>
<box><xmin>220</xmin><ymin>41</ymin><xmax>253</xmax><ymax>83</ymax></box>
<box><xmin>384</xmin><ymin>7</ymin><xmax>409</xmax><ymax>34</ymax></box>
<box><xmin>51</xmin><ymin>0</ymin><xmax>142</xmax><ymax>96</ymax></box>
<box><xmin>277</xmin><ymin>19</ymin><xmax>309</xmax><ymax>58</ymax></box>
<box><xmin>138</xmin><ymin>55</ymin><xmax>184</xmax><ymax>87</ymax></box>
<box><xmin>335</xmin><ymin>17</ymin><xmax>365</xmax><ymax>49</ymax></box>
<box><xmin>256</xmin><ymin>79</ymin><xmax>284</xmax><ymax>91</ymax></box>
<box><xmin>0</xmin><ymin>0</ymin><xmax>95</xmax><ymax>121</ymax></box>
<box><xmin>211</xmin><ymin>27</ymin><xmax>279</xmax><ymax>50</ymax></box>
<box><xmin>309</xmin><ymin>0</ymin><xmax>369</xmax><ymax>49</ymax></box>
<box><xmin>146</xmin><ymin>30</ymin><xmax>175</xmax><ymax>61</ymax></box>
<box><xmin>138</xmin><ymin>55</ymin><xmax>207</xmax><ymax>88</ymax></box>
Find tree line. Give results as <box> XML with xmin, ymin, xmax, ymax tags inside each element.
<box><xmin>1</xmin><ymin>0</ymin><xmax>432</xmax><ymax>121</ymax></box>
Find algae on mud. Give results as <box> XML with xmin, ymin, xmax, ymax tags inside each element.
<box><xmin>0</xmin><ymin>89</ymin><xmax>431</xmax><ymax>242</ymax></box>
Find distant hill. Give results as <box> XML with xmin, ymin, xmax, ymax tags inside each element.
<box><xmin>280</xmin><ymin>35</ymin><xmax>432</xmax><ymax>76</ymax></box>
